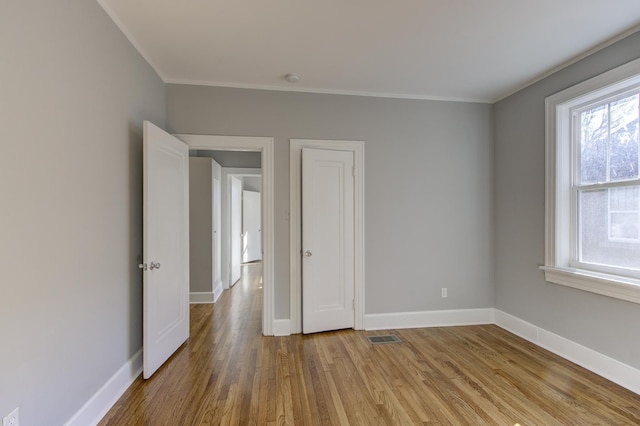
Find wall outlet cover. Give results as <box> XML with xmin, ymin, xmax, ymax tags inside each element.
<box><xmin>2</xmin><ymin>407</ymin><xmax>19</xmax><ymax>426</ymax></box>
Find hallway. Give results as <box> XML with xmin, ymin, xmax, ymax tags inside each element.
<box><xmin>100</xmin><ymin>263</ymin><xmax>265</xmax><ymax>425</ymax></box>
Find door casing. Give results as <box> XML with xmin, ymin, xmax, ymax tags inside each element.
<box><xmin>290</xmin><ymin>139</ymin><xmax>365</xmax><ymax>334</ymax></box>
<box><xmin>175</xmin><ymin>134</ymin><xmax>275</xmax><ymax>336</ymax></box>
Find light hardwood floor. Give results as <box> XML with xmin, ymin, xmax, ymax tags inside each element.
<box><xmin>100</xmin><ymin>263</ymin><xmax>640</xmax><ymax>425</ymax></box>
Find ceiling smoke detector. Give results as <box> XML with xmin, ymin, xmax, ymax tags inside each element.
<box><xmin>284</xmin><ymin>73</ymin><xmax>300</xmax><ymax>83</ymax></box>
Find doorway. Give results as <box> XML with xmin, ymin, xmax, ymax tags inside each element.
<box><xmin>177</xmin><ymin>134</ymin><xmax>275</xmax><ymax>336</ymax></box>
<box><xmin>242</xmin><ymin>188</ymin><xmax>262</xmax><ymax>264</ymax></box>
<box><xmin>189</xmin><ymin>154</ymin><xmax>262</xmax><ymax>296</ymax></box>
<box><xmin>289</xmin><ymin>139</ymin><xmax>365</xmax><ymax>334</ymax></box>
<box><xmin>221</xmin><ymin>168</ymin><xmax>263</xmax><ymax>288</ymax></box>
<box><xmin>188</xmin><ymin>155</ymin><xmax>223</xmax><ymax>303</ymax></box>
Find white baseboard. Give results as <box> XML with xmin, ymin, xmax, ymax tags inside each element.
<box><xmin>64</xmin><ymin>350</ymin><xmax>142</xmax><ymax>426</ymax></box>
<box><xmin>213</xmin><ymin>280</ymin><xmax>224</xmax><ymax>303</ymax></box>
<box><xmin>365</xmin><ymin>308</ymin><xmax>495</xmax><ymax>331</ymax></box>
<box><xmin>190</xmin><ymin>292</ymin><xmax>214</xmax><ymax>304</ymax></box>
<box><xmin>273</xmin><ymin>319</ymin><xmax>291</xmax><ymax>336</ymax></box>
<box><xmin>494</xmin><ymin>309</ymin><xmax>640</xmax><ymax>395</ymax></box>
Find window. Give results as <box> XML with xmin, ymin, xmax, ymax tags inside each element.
<box><xmin>544</xmin><ymin>58</ymin><xmax>640</xmax><ymax>304</ymax></box>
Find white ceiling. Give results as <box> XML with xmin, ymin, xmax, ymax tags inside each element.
<box><xmin>99</xmin><ymin>0</ymin><xmax>640</xmax><ymax>103</ymax></box>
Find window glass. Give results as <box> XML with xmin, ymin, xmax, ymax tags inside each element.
<box><xmin>580</xmin><ymin>94</ymin><xmax>639</xmax><ymax>184</ymax></box>
<box><xmin>578</xmin><ymin>187</ymin><xmax>640</xmax><ymax>270</ymax></box>
<box><xmin>576</xmin><ymin>92</ymin><xmax>640</xmax><ymax>272</ymax></box>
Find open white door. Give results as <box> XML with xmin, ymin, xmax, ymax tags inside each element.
<box><xmin>142</xmin><ymin>121</ymin><xmax>189</xmax><ymax>379</ymax></box>
<box><xmin>230</xmin><ymin>176</ymin><xmax>242</xmax><ymax>286</ymax></box>
<box><xmin>302</xmin><ymin>148</ymin><xmax>354</xmax><ymax>334</ymax></box>
<box><xmin>213</xmin><ymin>171</ymin><xmax>222</xmax><ymax>292</ymax></box>
<box><xmin>242</xmin><ymin>190</ymin><xmax>262</xmax><ymax>263</ymax></box>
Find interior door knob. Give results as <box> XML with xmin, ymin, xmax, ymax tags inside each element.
<box><xmin>304</xmin><ymin>250</ymin><xmax>312</xmax><ymax>257</ymax></box>
<box><xmin>150</xmin><ymin>261</ymin><xmax>161</xmax><ymax>270</ymax></box>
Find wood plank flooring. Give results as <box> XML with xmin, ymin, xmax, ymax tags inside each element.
<box><xmin>100</xmin><ymin>263</ymin><xmax>640</xmax><ymax>425</ymax></box>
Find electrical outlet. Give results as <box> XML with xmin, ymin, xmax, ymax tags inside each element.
<box><xmin>441</xmin><ymin>288</ymin><xmax>448</xmax><ymax>298</ymax></box>
<box><xmin>2</xmin><ymin>407</ymin><xmax>19</xmax><ymax>426</ymax></box>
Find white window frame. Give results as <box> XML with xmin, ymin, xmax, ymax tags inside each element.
<box><xmin>543</xmin><ymin>57</ymin><xmax>640</xmax><ymax>304</ymax></box>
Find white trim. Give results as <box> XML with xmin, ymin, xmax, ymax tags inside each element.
<box><xmin>165</xmin><ymin>78</ymin><xmax>490</xmax><ymax>104</ymax></box>
<box><xmin>290</xmin><ymin>139</ymin><xmax>365</xmax><ymax>334</ymax></box>
<box><xmin>175</xmin><ymin>134</ymin><xmax>275</xmax><ymax>336</ymax></box>
<box><xmin>541</xmin><ymin>266</ymin><xmax>640</xmax><ymax>304</ymax></box>
<box><xmin>364</xmin><ymin>309</ymin><xmax>495</xmax><ymax>331</ymax></box>
<box><xmin>495</xmin><ymin>310</ymin><xmax>640</xmax><ymax>395</ymax></box>
<box><xmin>273</xmin><ymin>319</ymin><xmax>291</xmax><ymax>336</ymax></box>
<box><xmin>95</xmin><ymin>1</ymin><xmax>165</xmax><ymax>81</ymax></box>
<box><xmin>189</xmin><ymin>292</ymin><xmax>214</xmax><ymax>304</ymax></box>
<box><xmin>544</xmin><ymin>57</ymin><xmax>640</xmax><ymax>304</ymax></box>
<box><xmin>213</xmin><ymin>280</ymin><xmax>223</xmax><ymax>303</ymax></box>
<box><xmin>64</xmin><ymin>350</ymin><xmax>142</xmax><ymax>426</ymax></box>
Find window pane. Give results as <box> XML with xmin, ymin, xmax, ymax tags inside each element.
<box><xmin>609</xmin><ymin>186</ymin><xmax>640</xmax><ymax>211</ymax></box>
<box><xmin>580</xmin><ymin>94</ymin><xmax>640</xmax><ymax>185</ymax></box>
<box><xmin>580</xmin><ymin>104</ymin><xmax>608</xmax><ymax>184</ymax></box>
<box><xmin>609</xmin><ymin>95</ymin><xmax>639</xmax><ymax>181</ymax></box>
<box><xmin>579</xmin><ymin>187</ymin><xmax>640</xmax><ymax>271</ymax></box>
<box><xmin>610</xmin><ymin>212</ymin><xmax>640</xmax><ymax>239</ymax></box>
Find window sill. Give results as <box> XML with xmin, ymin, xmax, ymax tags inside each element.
<box><xmin>540</xmin><ymin>266</ymin><xmax>640</xmax><ymax>304</ymax></box>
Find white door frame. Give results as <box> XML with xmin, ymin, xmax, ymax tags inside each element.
<box><xmin>175</xmin><ymin>134</ymin><xmax>275</xmax><ymax>336</ymax></box>
<box><xmin>290</xmin><ymin>139</ymin><xmax>365</xmax><ymax>334</ymax></box>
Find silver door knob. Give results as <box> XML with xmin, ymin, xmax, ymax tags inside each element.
<box><xmin>304</xmin><ymin>250</ymin><xmax>312</xmax><ymax>257</ymax></box>
<box><xmin>150</xmin><ymin>261</ymin><xmax>161</xmax><ymax>270</ymax></box>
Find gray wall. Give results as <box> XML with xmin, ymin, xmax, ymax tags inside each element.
<box><xmin>189</xmin><ymin>157</ymin><xmax>213</xmax><ymax>293</ymax></box>
<box><xmin>243</xmin><ymin>176</ymin><xmax>262</xmax><ymax>192</ymax></box>
<box><xmin>192</xmin><ymin>150</ymin><xmax>262</xmax><ymax>168</ymax></box>
<box><xmin>494</xmin><ymin>31</ymin><xmax>640</xmax><ymax>368</ymax></box>
<box><xmin>0</xmin><ymin>1</ymin><xmax>165</xmax><ymax>424</ymax></box>
<box><xmin>167</xmin><ymin>86</ymin><xmax>494</xmax><ymax>318</ymax></box>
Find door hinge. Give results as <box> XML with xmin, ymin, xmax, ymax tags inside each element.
<box><xmin>352</xmin><ymin>299</ymin><xmax>355</xmax><ymax>309</ymax></box>
<box><xmin>352</xmin><ymin>166</ymin><xmax>356</xmax><ymax>177</ymax></box>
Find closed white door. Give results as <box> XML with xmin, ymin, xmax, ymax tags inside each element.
<box><xmin>142</xmin><ymin>121</ymin><xmax>189</xmax><ymax>379</ymax></box>
<box><xmin>213</xmin><ymin>176</ymin><xmax>222</xmax><ymax>289</ymax></box>
<box><xmin>242</xmin><ymin>190</ymin><xmax>262</xmax><ymax>263</ymax></box>
<box><xmin>302</xmin><ymin>148</ymin><xmax>354</xmax><ymax>334</ymax></box>
<box><xmin>230</xmin><ymin>176</ymin><xmax>242</xmax><ymax>286</ymax></box>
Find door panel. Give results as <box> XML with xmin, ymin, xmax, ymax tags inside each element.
<box><xmin>213</xmin><ymin>174</ymin><xmax>222</xmax><ymax>289</ymax></box>
<box><xmin>302</xmin><ymin>148</ymin><xmax>354</xmax><ymax>334</ymax></box>
<box><xmin>230</xmin><ymin>176</ymin><xmax>242</xmax><ymax>285</ymax></box>
<box><xmin>143</xmin><ymin>121</ymin><xmax>189</xmax><ymax>379</ymax></box>
<box><xmin>242</xmin><ymin>190</ymin><xmax>262</xmax><ymax>263</ymax></box>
